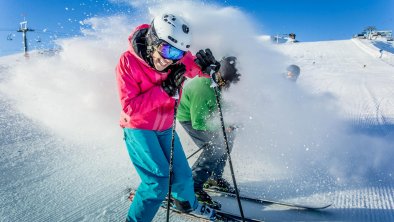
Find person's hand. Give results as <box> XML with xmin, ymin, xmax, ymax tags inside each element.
<box><xmin>161</xmin><ymin>64</ymin><xmax>186</xmax><ymax>97</ymax></box>
<box><xmin>194</xmin><ymin>49</ymin><xmax>221</xmax><ymax>76</ymax></box>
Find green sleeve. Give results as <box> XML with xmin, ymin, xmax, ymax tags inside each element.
<box><xmin>189</xmin><ymin>79</ymin><xmax>217</xmax><ymax>130</ymax></box>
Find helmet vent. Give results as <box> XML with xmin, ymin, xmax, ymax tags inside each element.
<box><xmin>182</xmin><ymin>24</ymin><xmax>189</xmax><ymax>34</ymax></box>
<box><xmin>163</xmin><ymin>15</ymin><xmax>176</xmax><ymax>27</ymax></box>
<box><xmin>168</xmin><ymin>36</ymin><xmax>178</xmax><ymax>43</ymax></box>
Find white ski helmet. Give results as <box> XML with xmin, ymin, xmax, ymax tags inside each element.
<box><xmin>150</xmin><ymin>14</ymin><xmax>192</xmax><ymax>51</ymax></box>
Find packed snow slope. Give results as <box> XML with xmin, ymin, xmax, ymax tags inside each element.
<box><xmin>277</xmin><ymin>38</ymin><xmax>394</xmax><ymax>129</ymax></box>
<box><xmin>1</xmin><ymin>1</ymin><xmax>394</xmax><ymax>221</ymax></box>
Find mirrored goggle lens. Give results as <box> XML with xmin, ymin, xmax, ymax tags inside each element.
<box><xmin>158</xmin><ymin>43</ymin><xmax>185</xmax><ymax>60</ymax></box>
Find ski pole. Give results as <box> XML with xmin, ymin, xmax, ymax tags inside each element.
<box><xmin>186</xmin><ymin>147</ymin><xmax>203</xmax><ymax>160</ymax></box>
<box><xmin>214</xmin><ymin>87</ymin><xmax>245</xmax><ymax>222</ymax></box>
<box><xmin>166</xmin><ymin>98</ymin><xmax>179</xmax><ymax>222</ymax></box>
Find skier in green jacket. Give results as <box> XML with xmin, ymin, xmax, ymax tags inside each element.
<box><xmin>177</xmin><ymin>56</ymin><xmax>241</xmax><ymax>208</ymax></box>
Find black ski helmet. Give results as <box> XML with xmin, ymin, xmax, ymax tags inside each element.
<box><xmin>218</xmin><ymin>56</ymin><xmax>241</xmax><ymax>86</ymax></box>
<box><xmin>286</xmin><ymin>64</ymin><xmax>300</xmax><ymax>81</ymax></box>
<box><xmin>286</xmin><ymin>64</ymin><xmax>300</xmax><ymax>76</ymax></box>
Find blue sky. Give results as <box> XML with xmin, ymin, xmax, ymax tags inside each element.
<box><xmin>225</xmin><ymin>0</ymin><xmax>394</xmax><ymax>41</ymax></box>
<box><xmin>0</xmin><ymin>0</ymin><xmax>393</xmax><ymax>56</ymax></box>
<box><xmin>0</xmin><ymin>0</ymin><xmax>131</xmax><ymax>56</ymax></box>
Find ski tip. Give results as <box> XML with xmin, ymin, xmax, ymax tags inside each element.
<box><xmin>298</xmin><ymin>203</ymin><xmax>332</xmax><ymax>210</ymax></box>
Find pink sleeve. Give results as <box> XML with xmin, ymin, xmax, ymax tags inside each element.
<box><xmin>181</xmin><ymin>52</ymin><xmax>211</xmax><ymax>78</ymax></box>
<box><xmin>116</xmin><ymin>54</ymin><xmax>172</xmax><ymax>116</ymax></box>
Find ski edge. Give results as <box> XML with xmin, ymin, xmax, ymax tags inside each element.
<box><xmin>216</xmin><ymin>210</ymin><xmax>265</xmax><ymax>222</ymax></box>
<box><xmin>205</xmin><ymin>188</ymin><xmax>332</xmax><ymax>210</ymax></box>
<box><xmin>160</xmin><ymin>204</ymin><xmax>264</xmax><ymax>222</ymax></box>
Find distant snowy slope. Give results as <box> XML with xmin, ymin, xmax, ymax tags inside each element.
<box><xmin>276</xmin><ymin>39</ymin><xmax>394</xmax><ymax>128</ymax></box>
<box><xmin>352</xmin><ymin>38</ymin><xmax>394</xmax><ymax>66</ymax></box>
<box><xmin>371</xmin><ymin>40</ymin><xmax>394</xmax><ymax>54</ymax></box>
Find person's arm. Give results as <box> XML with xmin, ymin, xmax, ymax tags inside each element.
<box><xmin>181</xmin><ymin>52</ymin><xmax>210</xmax><ymax>78</ymax></box>
<box><xmin>116</xmin><ymin>53</ymin><xmax>172</xmax><ymax>116</ymax></box>
<box><xmin>181</xmin><ymin>49</ymin><xmax>221</xmax><ymax>79</ymax></box>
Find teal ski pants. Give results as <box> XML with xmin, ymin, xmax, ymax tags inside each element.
<box><xmin>124</xmin><ymin>128</ymin><xmax>197</xmax><ymax>222</ymax></box>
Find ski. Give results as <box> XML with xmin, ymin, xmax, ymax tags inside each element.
<box><xmin>216</xmin><ymin>210</ymin><xmax>264</xmax><ymax>222</ymax></box>
<box><xmin>163</xmin><ymin>204</ymin><xmax>265</xmax><ymax>222</ymax></box>
<box><xmin>205</xmin><ymin>188</ymin><xmax>332</xmax><ymax>210</ymax></box>
<box><xmin>128</xmin><ymin>189</ymin><xmax>264</xmax><ymax>222</ymax></box>
<box><xmin>162</xmin><ymin>206</ymin><xmax>213</xmax><ymax>222</ymax></box>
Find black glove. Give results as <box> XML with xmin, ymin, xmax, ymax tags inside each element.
<box><xmin>161</xmin><ymin>64</ymin><xmax>186</xmax><ymax>97</ymax></box>
<box><xmin>194</xmin><ymin>48</ymin><xmax>221</xmax><ymax>76</ymax></box>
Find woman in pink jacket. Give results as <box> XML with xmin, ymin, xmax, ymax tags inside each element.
<box><xmin>116</xmin><ymin>14</ymin><xmax>221</xmax><ymax>222</ymax></box>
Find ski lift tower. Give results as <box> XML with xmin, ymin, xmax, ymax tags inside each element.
<box><xmin>17</xmin><ymin>20</ymin><xmax>34</xmax><ymax>56</ymax></box>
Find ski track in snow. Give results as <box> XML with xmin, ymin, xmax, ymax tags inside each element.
<box><xmin>1</xmin><ymin>38</ymin><xmax>394</xmax><ymax>221</ymax></box>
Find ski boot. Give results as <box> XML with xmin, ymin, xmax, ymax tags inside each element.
<box><xmin>195</xmin><ymin>189</ymin><xmax>222</xmax><ymax>210</ymax></box>
<box><xmin>192</xmin><ymin>202</ymin><xmax>216</xmax><ymax>221</ymax></box>
<box><xmin>163</xmin><ymin>196</ymin><xmax>216</xmax><ymax>221</ymax></box>
<box><xmin>203</xmin><ymin>178</ymin><xmax>238</xmax><ymax>194</ymax></box>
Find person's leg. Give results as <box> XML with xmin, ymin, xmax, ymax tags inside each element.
<box><xmin>124</xmin><ymin>128</ymin><xmax>169</xmax><ymax>222</ymax></box>
<box><xmin>211</xmin><ymin>130</ymin><xmax>236</xmax><ymax>180</ymax></box>
<box><xmin>157</xmin><ymin>128</ymin><xmax>197</xmax><ymax>211</ymax></box>
<box><xmin>179</xmin><ymin>122</ymin><xmax>223</xmax><ymax>190</ymax></box>
<box><xmin>179</xmin><ymin>122</ymin><xmax>213</xmax><ymax>148</ymax></box>
<box><xmin>203</xmin><ymin>130</ymin><xmax>238</xmax><ymax>193</ymax></box>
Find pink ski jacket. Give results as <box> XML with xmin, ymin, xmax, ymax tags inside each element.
<box><xmin>116</xmin><ymin>24</ymin><xmax>207</xmax><ymax>131</ymax></box>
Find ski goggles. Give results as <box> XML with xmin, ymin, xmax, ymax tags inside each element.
<box><xmin>157</xmin><ymin>42</ymin><xmax>186</xmax><ymax>61</ymax></box>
